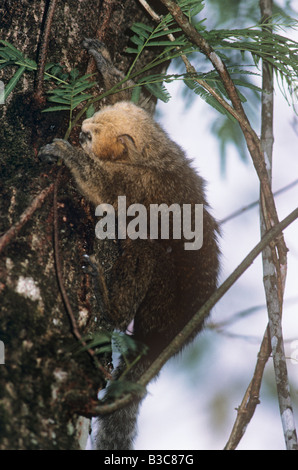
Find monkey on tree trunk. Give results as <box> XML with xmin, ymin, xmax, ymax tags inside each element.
<box><xmin>38</xmin><ymin>39</ymin><xmax>220</xmax><ymax>450</ymax></box>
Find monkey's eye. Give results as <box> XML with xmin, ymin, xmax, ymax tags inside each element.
<box><xmin>79</xmin><ymin>131</ymin><xmax>92</xmax><ymax>145</ymax></box>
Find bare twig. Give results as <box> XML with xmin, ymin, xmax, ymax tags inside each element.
<box><xmin>0</xmin><ymin>183</ymin><xmax>54</xmax><ymax>254</ymax></box>
<box><xmin>34</xmin><ymin>0</ymin><xmax>58</xmax><ymax>104</ymax></box>
<box><xmin>220</xmin><ymin>179</ymin><xmax>298</xmax><ymax>225</ymax></box>
<box><xmin>92</xmin><ymin>207</ymin><xmax>298</xmax><ymax>416</ymax></box>
<box><xmin>53</xmin><ymin>170</ymin><xmax>81</xmax><ymax>342</ymax></box>
<box><xmin>224</xmin><ymin>327</ymin><xmax>271</xmax><ymax>450</ymax></box>
<box><xmin>138</xmin><ymin>0</ymin><xmax>161</xmax><ymax>21</ymax></box>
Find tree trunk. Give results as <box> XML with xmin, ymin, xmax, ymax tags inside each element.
<box><xmin>0</xmin><ymin>0</ymin><xmax>161</xmax><ymax>450</ymax></box>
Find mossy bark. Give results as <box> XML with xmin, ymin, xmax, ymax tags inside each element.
<box><xmin>0</xmin><ymin>0</ymin><xmax>162</xmax><ymax>450</ymax></box>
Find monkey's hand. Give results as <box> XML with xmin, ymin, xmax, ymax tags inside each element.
<box><xmin>38</xmin><ymin>139</ymin><xmax>73</xmax><ymax>164</ymax></box>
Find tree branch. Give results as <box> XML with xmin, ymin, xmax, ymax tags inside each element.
<box><xmin>0</xmin><ymin>183</ymin><xmax>54</xmax><ymax>254</ymax></box>
<box><xmin>258</xmin><ymin>0</ymin><xmax>297</xmax><ymax>450</ymax></box>
<box><xmin>224</xmin><ymin>326</ymin><xmax>271</xmax><ymax>450</ymax></box>
<box><xmin>158</xmin><ymin>0</ymin><xmax>296</xmax><ymax>450</ymax></box>
<box><xmin>34</xmin><ymin>0</ymin><xmax>58</xmax><ymax>105</ymax></box>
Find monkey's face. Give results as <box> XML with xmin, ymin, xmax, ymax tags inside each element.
<box><xmin>79</xmin><ymin>102</ymin><xmax>154</xmax><ymax>164</ymax></box>
<box><xmin>79</xmin><ymin>121</ymin><xmax>133</xmax><ymax>162</ymax></box>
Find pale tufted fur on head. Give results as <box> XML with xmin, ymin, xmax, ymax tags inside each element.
<box><xmin>79</xmin><ymin>101</ymin><xmax>186</xmax><ymax>170</ymax></box>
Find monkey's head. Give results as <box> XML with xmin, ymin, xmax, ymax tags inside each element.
<box><xmin>79</xmin><ymin>101</ymin><xmax>183</xmax><ymax>170</ymax></box>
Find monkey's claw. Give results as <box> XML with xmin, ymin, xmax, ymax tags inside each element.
<box><xmin>82</xmin><ymin>38</ymin><xmax>106</xmax><ymax>52</ymax></box>
<box><xmin>38</xmin><ymin>139</ymin><xmax>71</xmax><ymax>164</ymax></box>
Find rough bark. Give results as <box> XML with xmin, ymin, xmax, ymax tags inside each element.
<box><xmin>0</xmin><ymin>0</ymin><xmax>161</xmax><ymax>450</ymax></box>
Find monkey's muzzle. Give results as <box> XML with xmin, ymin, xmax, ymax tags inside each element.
<box><xmin>79</xmin><ymin>131</ymin><xmax>92</xmax><ymax>146</ymax></box>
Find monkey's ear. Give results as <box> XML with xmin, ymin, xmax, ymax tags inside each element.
<box><xmin>118</xmin><ymin>134</ymin><xmax>136</xmax><ymax>147</ymax></box>
<box><xmin>116</xmin><ymin>134</ymin><xmax>137</xmax><ymax>160</ymax></box>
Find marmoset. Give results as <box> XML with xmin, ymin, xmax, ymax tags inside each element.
<box><xmin>38</xmin><ymin>40</ymin><xmax>219</xmax><ymax>450</ymax></box>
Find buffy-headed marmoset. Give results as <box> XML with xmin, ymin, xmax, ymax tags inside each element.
<box><xmin>38</xmin><ymin>39</ymin><xmax>220</xmax><ymax>450</ymax></box>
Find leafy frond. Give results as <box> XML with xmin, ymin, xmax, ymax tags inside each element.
<box><xmin>203</xmin><ymin>22</ymin><xmax>298</xmax><ymax>103</ymax></box>
<box><xmin>126</xmin><ymin>11</ymin><xmax>298</xmax><ymax>109</ymax></box>
<box><xmin>211</xmin><ymin>116</ymin><xmax>249</xmax><ymax>175</ymax></box>
<box><xmin>0</xmin><ymin>40</ymin><xmax>37</xmax><ymax>100</ymax></box>
<box><xmin>43</xmin><ymin>70</ymin><xmax>97</xmax><ymax>113</ymax></box>
<box><xmin>77</xmin><ymin>331</ymin><xmax>113</xmax><ymax>356</ymax></box>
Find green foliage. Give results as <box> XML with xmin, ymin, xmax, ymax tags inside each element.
<box><xmin>78</xmin><ymin>330</ymin><xmax>147</xmax><ymax>373</ymax></box>
<box><xmin>0</xmin><ymin>40</ymin><xmax>35</xmax><ymax>101</ymax></box>
<box><xmin>75</xmin><ymin>330</ymin><xmax>147</xmax><ymax>397</ymax></box>
<box><xmin>125</xmin><ymin>6</ymin><xmax>298</xmax><ymax>122</ymax></box>
<box><xmin>77</xmin><ymin>330</ymin><xmax>113</xmax><ymax>356</ymax></box>
<box><xmin>0</xmin><ymin>39</ymin><xmax>97</xmax><ymax>115</ymax></box>
<box><xmin>206</xmin><ymin>24</ymin><xmax>298</xmax><ymax>101</ymax></box>
<box><xmin>211</xmin><ymin>117</ymin><xmax>248</xmax><ymax>174</ymax></box>
<box><xmin>112</xmin><ymin>331</ymin><xmax>148</xmax><ymax>360</ymax></box>
<box><xmin>44</xmin><ymin>70</ymin><xmax>96</xmax><ymax>113</ymax></box>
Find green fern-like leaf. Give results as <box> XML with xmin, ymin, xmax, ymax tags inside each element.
<box><xmin>112</xmin><ymin>332</ymin><xmax>147</xmax><ymax>357</ymax></box>
<box><xmin>43</xmin><ymin>71</ymin><xmax>97</xmax><ymax>113</ymax></box>
<box><xmin>104</xmin><ymin>380</ymin><xmax>145</xmax><ymax>400</ymax></box>
<box><xmin>136</xmin><ymin>74</ymin><xmax>172</xmax><ymax>102</ymax></box>
<box><xmin>0</xmin><ymin>40</ymin><xmax>37</xmax><ymax>99</ymax></box>
<box><xmin>76</xmin><ymin>331</ymin><xmax>112</xmax><ymax>356</ymax></box>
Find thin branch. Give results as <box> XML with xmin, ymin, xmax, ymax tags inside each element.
<box><xmin>53</xmin><ymin>170</ymin><xmax>81</xmax><ymax>342</ymax></box>
<box><xmin>138</xmin><ymin>0</ymin><xmax>161</xmax><ymax>21</ymax></box>
<box><xmin>92</xmin><ymin>206</ymin><xmax>298</xmax><ymax>416</ymax></box>
<box><xmin>220</xmin><ymin>179</ymin><xmax>298</xmax><ymax>225</ymax></box>
<box><xmin>224</xmin><ymin>327</ymin><xmax>271</xmax><ymax>450</ymax></box>
<box><xmin>0</xmin><ymin>183</ymin><xmax>54</xmax><ymax>254</ymax></box>
<box><xmin>34</xmin><ymin>0</ymin><xmax>58</xmax><ymax>104</ymax></box>
<box><xmin>224</xmin><ymin>1</ymin><xmax>297</xmax><ymax>450</ymax></box>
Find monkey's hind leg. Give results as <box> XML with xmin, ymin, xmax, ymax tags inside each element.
<box><xmin>82</xmin><ymin>39</ymin><xmax>113</xmax><ymax>75</ymax></box>
<box><xmin>82</xmin><ymin>38</ymin><xmax>133</xmax><ymax>104</ymax></box>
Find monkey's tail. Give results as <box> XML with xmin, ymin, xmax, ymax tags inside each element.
<box><xmin>90</xmin><ymin>399</ymin><xmax>140</xmax><ymax>450</ymax></box>
<box><xmin>89</xmin><ymin>356</ymin><xmax>151</xmax><ymax>450</ymax></box>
